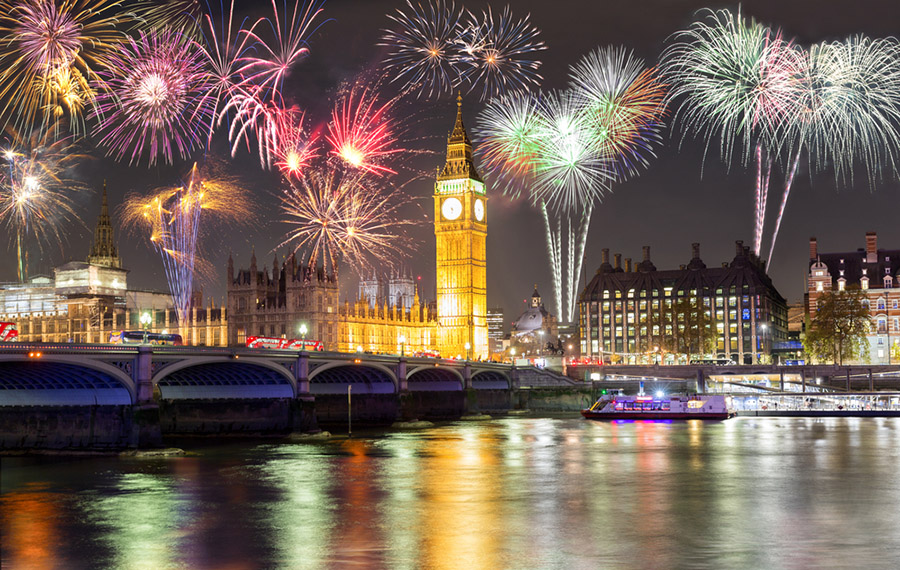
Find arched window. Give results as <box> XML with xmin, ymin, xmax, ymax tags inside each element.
<box><xmin>238</xmin><ymin>297</ymin><xmax>246</xmax><ymax>310</ymax></box>
<box><xmin>878</xmin><ymin>299</ymin><xmax>886</xmax><ymax>311</ymax></box>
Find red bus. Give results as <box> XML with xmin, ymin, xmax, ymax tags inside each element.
<box><xmin>245</xmin><ymin>336</ymin><xmax>324</xmax><ymax>351</ymax></box>
<box><xmin>0</xmin><ymin>322</ymin><xmax>18</xmax><ymax>342</ymax></box>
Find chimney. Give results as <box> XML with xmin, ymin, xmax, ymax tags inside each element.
<box><xmin>642</xmin><ymin>246</ymin><xmax>651</xmax><ymax>262</ymax></box>
<box><xmin>735</xmin><ymin>240</ymin><xmax>744</xmax><ymax>256</ymax></box>
<box><xmin>866</xmin><ymin>232</ymin><xmax>877</xmax><ymax>263</ymax></box>
<box><xmin>624</xmin><ymin>258</ymin><xmax>632</xmax><ymax>272</ymax></box>
<box><xmin>809</xmin><ymin>237</ymin><xmax>817</xmax><ymax>260</ymax></box>
<box><xmin>601</xmin><ymin>248</ymin><xmax>609</xmax><ymax>265</ymax></box>
<box><xmin>614</xmin><ymin>253</ymin><xmax>622</xmax><ymax>270</ymax></box>
<box><xmin>691</xmin><ymin>242</ymin><xmax>700</xmax><ymax>259</ymax></box>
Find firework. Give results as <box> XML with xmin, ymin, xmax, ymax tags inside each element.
<box><xmin>0</xmin><ymin>126</ymin><xmax>83</xmax><ymax>281</ymax></box>
<box><xmin>274</xmin><ymin>107</ymin><xmax>318</xmax><ymax>178</ymax></box>
<box><xmin>379</xmin><ymin>0</ymin><xmax>464</xmax><ymax>99</ymax></box>
<box><xmin>325</xmin><ymin>80</ymin><xmax>403</xmax><ymax>176</ymax></box>
<box><xmin>122</xmin><ymin>162</ymin><xmax>250</xmax><ymax>326</ymax></box>
<box><xmin>458</xmin><ymin>6</ymin><xmax>546</xmax><ymax>100</ymax></box>
<box><xmin>92</xmin><ymin>28</ymin><xmax>215</xmax><ymax>165</ymax></box>
<box><xmin>238</xmin><ymin>0</ymin><xmax>326</xmax><ymax>96</ymax></box>
<box><xmin>278</xmin><ymin>169</ymin><xmax>415</xmax><ymax>275</ymax></box>
<box><xmin>134</xmin><ymin>0</ymin><xmax>203</xmax><ymax>36</ymax></box>
<box><xmin>220</xmin><ymin>85</ymin><xmax>281</xmax><ymax>168</ymax></box>
<box><xmin>569</xmin><ymin>46</ymin><xmax>667</xmax><ymax>180</ymax></box>
<box><xmin>474</xmin><ymin>90</ymin><xmax>541</xmax><ymax>194</ymax></box>
<box><xmin>197</xmin><ymin>0</ymin><xmax>261</xmax><ymax>146</ymax></box>
<box><xmin>0</xmin><ymin>0</ymin><xmax>134</xmax><ymax>134</ymax></box>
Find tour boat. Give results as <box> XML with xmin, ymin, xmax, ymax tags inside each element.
<box><xmin>581</xmin><ymin>394</ymin><xmax>734</xmax><ymax>421</ymax></box>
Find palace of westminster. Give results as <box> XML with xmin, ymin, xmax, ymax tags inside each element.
<box><xmin>4</xmin><ymin>98</ymin><xmax>900</xmax><ymax>366</ymax></box>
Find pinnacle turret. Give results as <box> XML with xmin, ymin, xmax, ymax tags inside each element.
<box><xmin>87</xmin><ymin>182</ymin><xmax>122</xmax><ymax>269</ymax></box>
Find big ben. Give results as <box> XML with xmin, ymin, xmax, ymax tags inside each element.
<box><xmin>435</xmin><ymin>95</ymin><xmax>488</xmax><ymax>360</ymax></box>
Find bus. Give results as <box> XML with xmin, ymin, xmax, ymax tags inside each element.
<box><xmin>109</xmin><ymin>331</ymin><xmax>184</xmax><ymax>345</ymax></box>
<box><xmin>245</xmin><ymin>336</ymin><xmax>324</xmax><ymax>351</ymax></box>
<box><xmin>0</xmin><ymin>322</ymin><xmax>18</xmax><ymax>342</ymax></box>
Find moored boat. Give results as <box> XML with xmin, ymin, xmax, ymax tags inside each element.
<box><xmin>581</xmin><ymin>394</ymin><xmax>734</xmax><ymax>420</ymax></box>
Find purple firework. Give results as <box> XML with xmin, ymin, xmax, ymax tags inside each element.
<box><xmin>93</xmin><ymin>29</ymin><xmax>215</xmax><ymax>165</ymax></box>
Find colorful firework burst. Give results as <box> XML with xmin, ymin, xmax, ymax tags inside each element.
<box><xmin>458</xmin><ymin>5</ymin><xmax>546</xmax><ymax>100</ymax></box>
<box><xmin>325</xmin><ymin>79</ymin><xmax>403</xmax><ymax>176</ymax></box>
<box><xmin>0</xmin><ymin>125</ymin><xmax>83</xmax><ymax>281</ymax></box>
<box><xmin>474</xmin><ymin>89</ymin><xmax>541</xmax><ymax>194</ymax></box>
<box><xmin>379</xmin><ymin>0</ymin><xmax>465</xmax><ymax>99</ymax></box>
<box><xmin>569</xmin><ymin>46</ymin><xmax>667</xmax><ymax>180</ymax></box>
<box><xmin>0</xmin><ymin>0</ymin><xmax>134</xmax><ymax>135</ymax></box>
<box><xmin>278</xmin><ymin>169</ymin><xmax>416</xmax><ymax>275</ymax></box>
<box><xmin>134</xmin><ymin>0</ymin><xmax>204</xmax><ymax>36</ymax></box>
<box><xmin>122</xmin><ymin>162</ymin><xmax>250</xmax><ymax>325</ymax></box>
<box><xmin>238</xmin><ymin>0</ymin><xmax>326</xmax><ymax>96</ymax></box>
<box><xmin>93</xmin><ymin>28</ymin><xmax>215</xmax><ymax>165</ymax></box>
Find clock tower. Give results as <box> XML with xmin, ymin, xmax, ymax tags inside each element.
<box><xmin>435</xmin><ymin>95</ymin><xmax>488</xmax><ymax>360</ymax></box>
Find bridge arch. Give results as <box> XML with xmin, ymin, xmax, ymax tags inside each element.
<box><xmin>471</xmin><ymin>369</ymin><xmax>510</xmax><ymax>390</ymax></box>
<box><xmin>153</xmin><ymin>357</ymin><xmax>296</xmax><ymax>399</ymax></box>
<box><xmin>0</xmin><ymin>356</ymin><xmax>136</xmax><ymax>405</ymax></box>
<box><xmin>407</xmin><ymin>365</ymin><xmax>464</xmax><ymax>391</ymax></box>
<box><xmin>308</xmin><ymin>361</ymin><xmax>397</xmax><ymax>394</ymax></box>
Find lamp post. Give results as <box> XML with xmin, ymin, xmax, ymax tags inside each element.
<box><xmin>510</xmin><ymin>346</ymin><xmax>516</xmax><ymax>365</ymax></box>
<box><xmin>464</xmin><ymin>341</ymin><xmax>472</xmax><ymax>362</ymax></box>
<box><xmin>299</xmin><ymin>323</ymin><xmax>308</xmax><ymax>350</ymax></box>
<box><xmin>399</xmin><ymin>334</ymin><xmax>406</xmax><ymax>357</ymax></box>
<box><xmin>140</xmin><ymin>312</ymin><xmax>151</xmax><ymax>344</ymax></box>
<box><xmin>759</xmin><ymin>323</ymin><xmax>768</xmax><ymax>364</ymax></box>
<box><xmin>654</xmin><ymin>345</ymin><xmax>660</xmax><ymax>366</ymax></box>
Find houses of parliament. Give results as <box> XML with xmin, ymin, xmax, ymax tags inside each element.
<box><xmin>227</xmin><ymin>98</ymin><xmax>490</xmax><ymax>359</ymax></box>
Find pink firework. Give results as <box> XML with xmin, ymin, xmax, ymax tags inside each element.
<box><xmin>274</xmin><ymin>107</ymin><xmax>318</xmax><ymax>179</ymax></box>
<box><xmin>239</xmin><ymin>0</ymin><xmax>326</xmax><ymax>95</ymax></box>
<box><xmin>220</xmin><ymin>84</ymin><xmax>281</xmax><ymax>168</ymax></box>
<box><xmin>325</xmin><ymin>81</ymin><xmax>402</xmax><ymax>176</ymax></box>
<box><xmin>93</xmin><ymin>29</ymin><xmax>215</xmax><ymax>165</ymax></box>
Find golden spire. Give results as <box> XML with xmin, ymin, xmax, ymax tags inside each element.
<box><xmin>438</xmin><ymin>95</ymin><xmax>482</xmax><ymax>182</ymax></box>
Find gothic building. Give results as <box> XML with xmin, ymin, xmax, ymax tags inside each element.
<box><xmin>807</xmin><ymin>233</ymin><xmax>900</xmax><ymax>363</ymax></box>
<box><xmin>2</xmin><ymin>184</ymin><xmax>227</xmax><ymax>345</ymax></box>
<box><xmin>227</xmin><ymin>98</ymin><xmax>490</xmax><ymax>359</ymax></box>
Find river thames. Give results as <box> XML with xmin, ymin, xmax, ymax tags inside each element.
<box><xmin>3</xmin><ymin>416</ymin><xmax>900</xmax><ymax>569</ymax></box>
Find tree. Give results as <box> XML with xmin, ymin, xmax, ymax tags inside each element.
<box><xmin>804</xmin><ymin>287</ymin><xmax>872</xmax><ymax>365</ymax></box>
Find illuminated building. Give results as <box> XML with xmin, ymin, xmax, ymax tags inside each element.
<box><xmin>227</xmin><ymin>99</ymin><xmax>489</xmax><ymax>358</ymax></box>
<box><xmin>511</xmin><ymin>287</ymin><xmax>559</xmax><ymax>356</ymax></box>
<box><xmin>579</xmin><ymin>241</ymin><xmax>787</xmax><ymax>364</ymax></box>
<box><xmin>807</xmin><ymin>233</ymin><xmax>900</xmax><ymax>363</ymax></box>
<box><xmin>1</xmin><ymin>185</ymin><xmax>228</xmax><ymax>345</ymax></box>
<box><xmin>434</xmin><ymin>95</ymin><xmax>489</xmax><ymax>359</ymax></box>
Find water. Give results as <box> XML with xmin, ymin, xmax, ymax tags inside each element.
<box><xmin>3</xmin><ymin>416</ymin><xmax>900</xmax><ymax>569</ymax></box>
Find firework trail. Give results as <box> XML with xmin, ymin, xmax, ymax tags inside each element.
<box><xmin>0</xmin><ymin>0</ymin><xmax>134</xmax><ymax>135</ymax></box>
<box><xmin>664</xmin><ymin>9</ymin><xmax>900</xmax><ymax>267</ymax></box>
<box><xmin>325</xmin><ymin>79</ymin><xmax>404</xmax><ymax>176</ymax></box>
<box><xmin>122</xmin><ymin>162</ymin><xmax>250</xmax><ymax>327</ymax></box>
<box><xmin>221</xmin><ymin>84</ymin><xmax>282</xmax><ymax>168</ymax></box>
<box><xmin>458</xmin><ymin>6</ymin><xmax>546</xmax><ymax>101</ymax></box>
<box><xmin>278</xmin><ymin>169</ymin><xmax>416</xmax><ymax>275</ymax></box>
<box><xmin>0</xmin><ymin>125</ymin><xmax>83</xmax><ymax>281</ymax></box>
<box><xmin>92</xmin><ymin>28</ymin><xmax>215</xmax><ymax>166</ymax></box>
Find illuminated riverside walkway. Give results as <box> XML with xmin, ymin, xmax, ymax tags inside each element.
<box><xmin>0</xmin><ymin>343</ymin><xmax>581</xmax><ymax>450</ymax></box>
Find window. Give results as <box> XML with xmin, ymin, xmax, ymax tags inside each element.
<box><xmin>885</xmin><ymin>276</ymin><xmax>893</xmax><ymax>289</ymax></box>
<box><xmin>878</xmin><ymin>299</ymin><xmax>886</xmax><ymax>311</ymax></box>
<box><xmin>817</xmin><ymin>281</ymin><xmax>824</xmax><ymax>292</ymax></box>
<box><xmin>861</xmin><ymin>277</ymin><xmax>869</xmax><ymax>290</ymax></box>
<box><xmin>838</xmin><ymin>278</ymin><xmax>846</xmax><ymax>291</ymax></box>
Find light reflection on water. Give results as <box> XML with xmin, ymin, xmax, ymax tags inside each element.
<box><xmin>3</xmin><ymin>417</ymin><xmax>900</xmax><ymax>569</ymax></box>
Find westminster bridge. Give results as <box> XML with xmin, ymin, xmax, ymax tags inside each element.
<box><xmin>0</xmin><ymin>343</ymin><xmax>581</xmax><ymax>450</ymax></box>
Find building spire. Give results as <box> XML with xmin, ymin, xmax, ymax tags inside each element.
<box><xmin>87</xmin><ymin>181</ymin><xmax>122</xmax><ymax>268</ymax></box>
<box><xmin>438</xmin><ymin>94</ymin><xmax>482</xmax><ymax>182</ymax></box>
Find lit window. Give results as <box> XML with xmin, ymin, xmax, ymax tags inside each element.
<box><xmin>862</xmin><ymin>277</ymin><xmax>869</xmax><ymax>290</ymax></box>
<box><xmin>838</xmin><ymin>279</ymin><xmax>846</xmax><ymax>291</ymax></box>
<box><xmin>816</xmin><ymin>282</ymin><xmax>824</xmax><ymax>292</ymax></box>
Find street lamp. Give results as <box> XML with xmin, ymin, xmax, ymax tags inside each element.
<box><xmin>464</xmin><ymin>341</ymin><xmax>472</xmax><ymax>362</ymax></box>
<box><xmin>299</xmin><ymin>323</ymin><xmax>308</xmax><ymax>350</ymax></box>
<box><xmin>759</xmin><ymin>323</ymin><xmax>768</xmax><ymax>364</ymax></box>
<box><xmin>140</xmin><ymin>312</ymin><xmax>151</xmax><ymax>344</ymax></box>
<box><xmin>510</xmin><ymin>346</ymin><xmax>516</xmax><ymax>363</ymax></box>
<box><xmin>399</xmin><ymin>334</ymin><xmax>406</xmax><ymax>357</ymax></box>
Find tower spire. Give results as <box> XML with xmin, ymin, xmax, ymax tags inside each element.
<box><xmin>438</xmin><ymin>95</ymin><xmax>482</xmax><ymax>182</ymax></box>
<box><xmin>87</xmin><ymin>181</ymin><xmax>122</xmax><ymax>268</ymax></box>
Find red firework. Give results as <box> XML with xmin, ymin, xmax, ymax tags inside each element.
<box><xmin>274</xmin><ymin>107</ymin><xmax>318</xmax><ymax>178</ymax></box>
<box><xmin>325</xmin><ymin>81</ymin><xmax>401</xmax><ymax>176</ymax></box>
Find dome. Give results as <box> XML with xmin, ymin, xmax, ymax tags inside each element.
<box><xmin>514</xmin><ymin>307</ymin><xmax>546</xmax><ymax>335</ymax></box>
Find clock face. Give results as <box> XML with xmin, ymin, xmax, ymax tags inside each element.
<box><xmin>441</xmin><ymin>197</ymin><xmax>462</xmax><ymax>220</ymax></box>
<box><xmin>474</xmin><ymin>198</ymin><xmax>485</xmax><ymax>222</ymax></box>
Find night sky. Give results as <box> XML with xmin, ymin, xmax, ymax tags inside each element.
<box><xmin>4</xmin><ymin>0</ymin><xmax>900</xmax><ymax>327</ymax></box>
